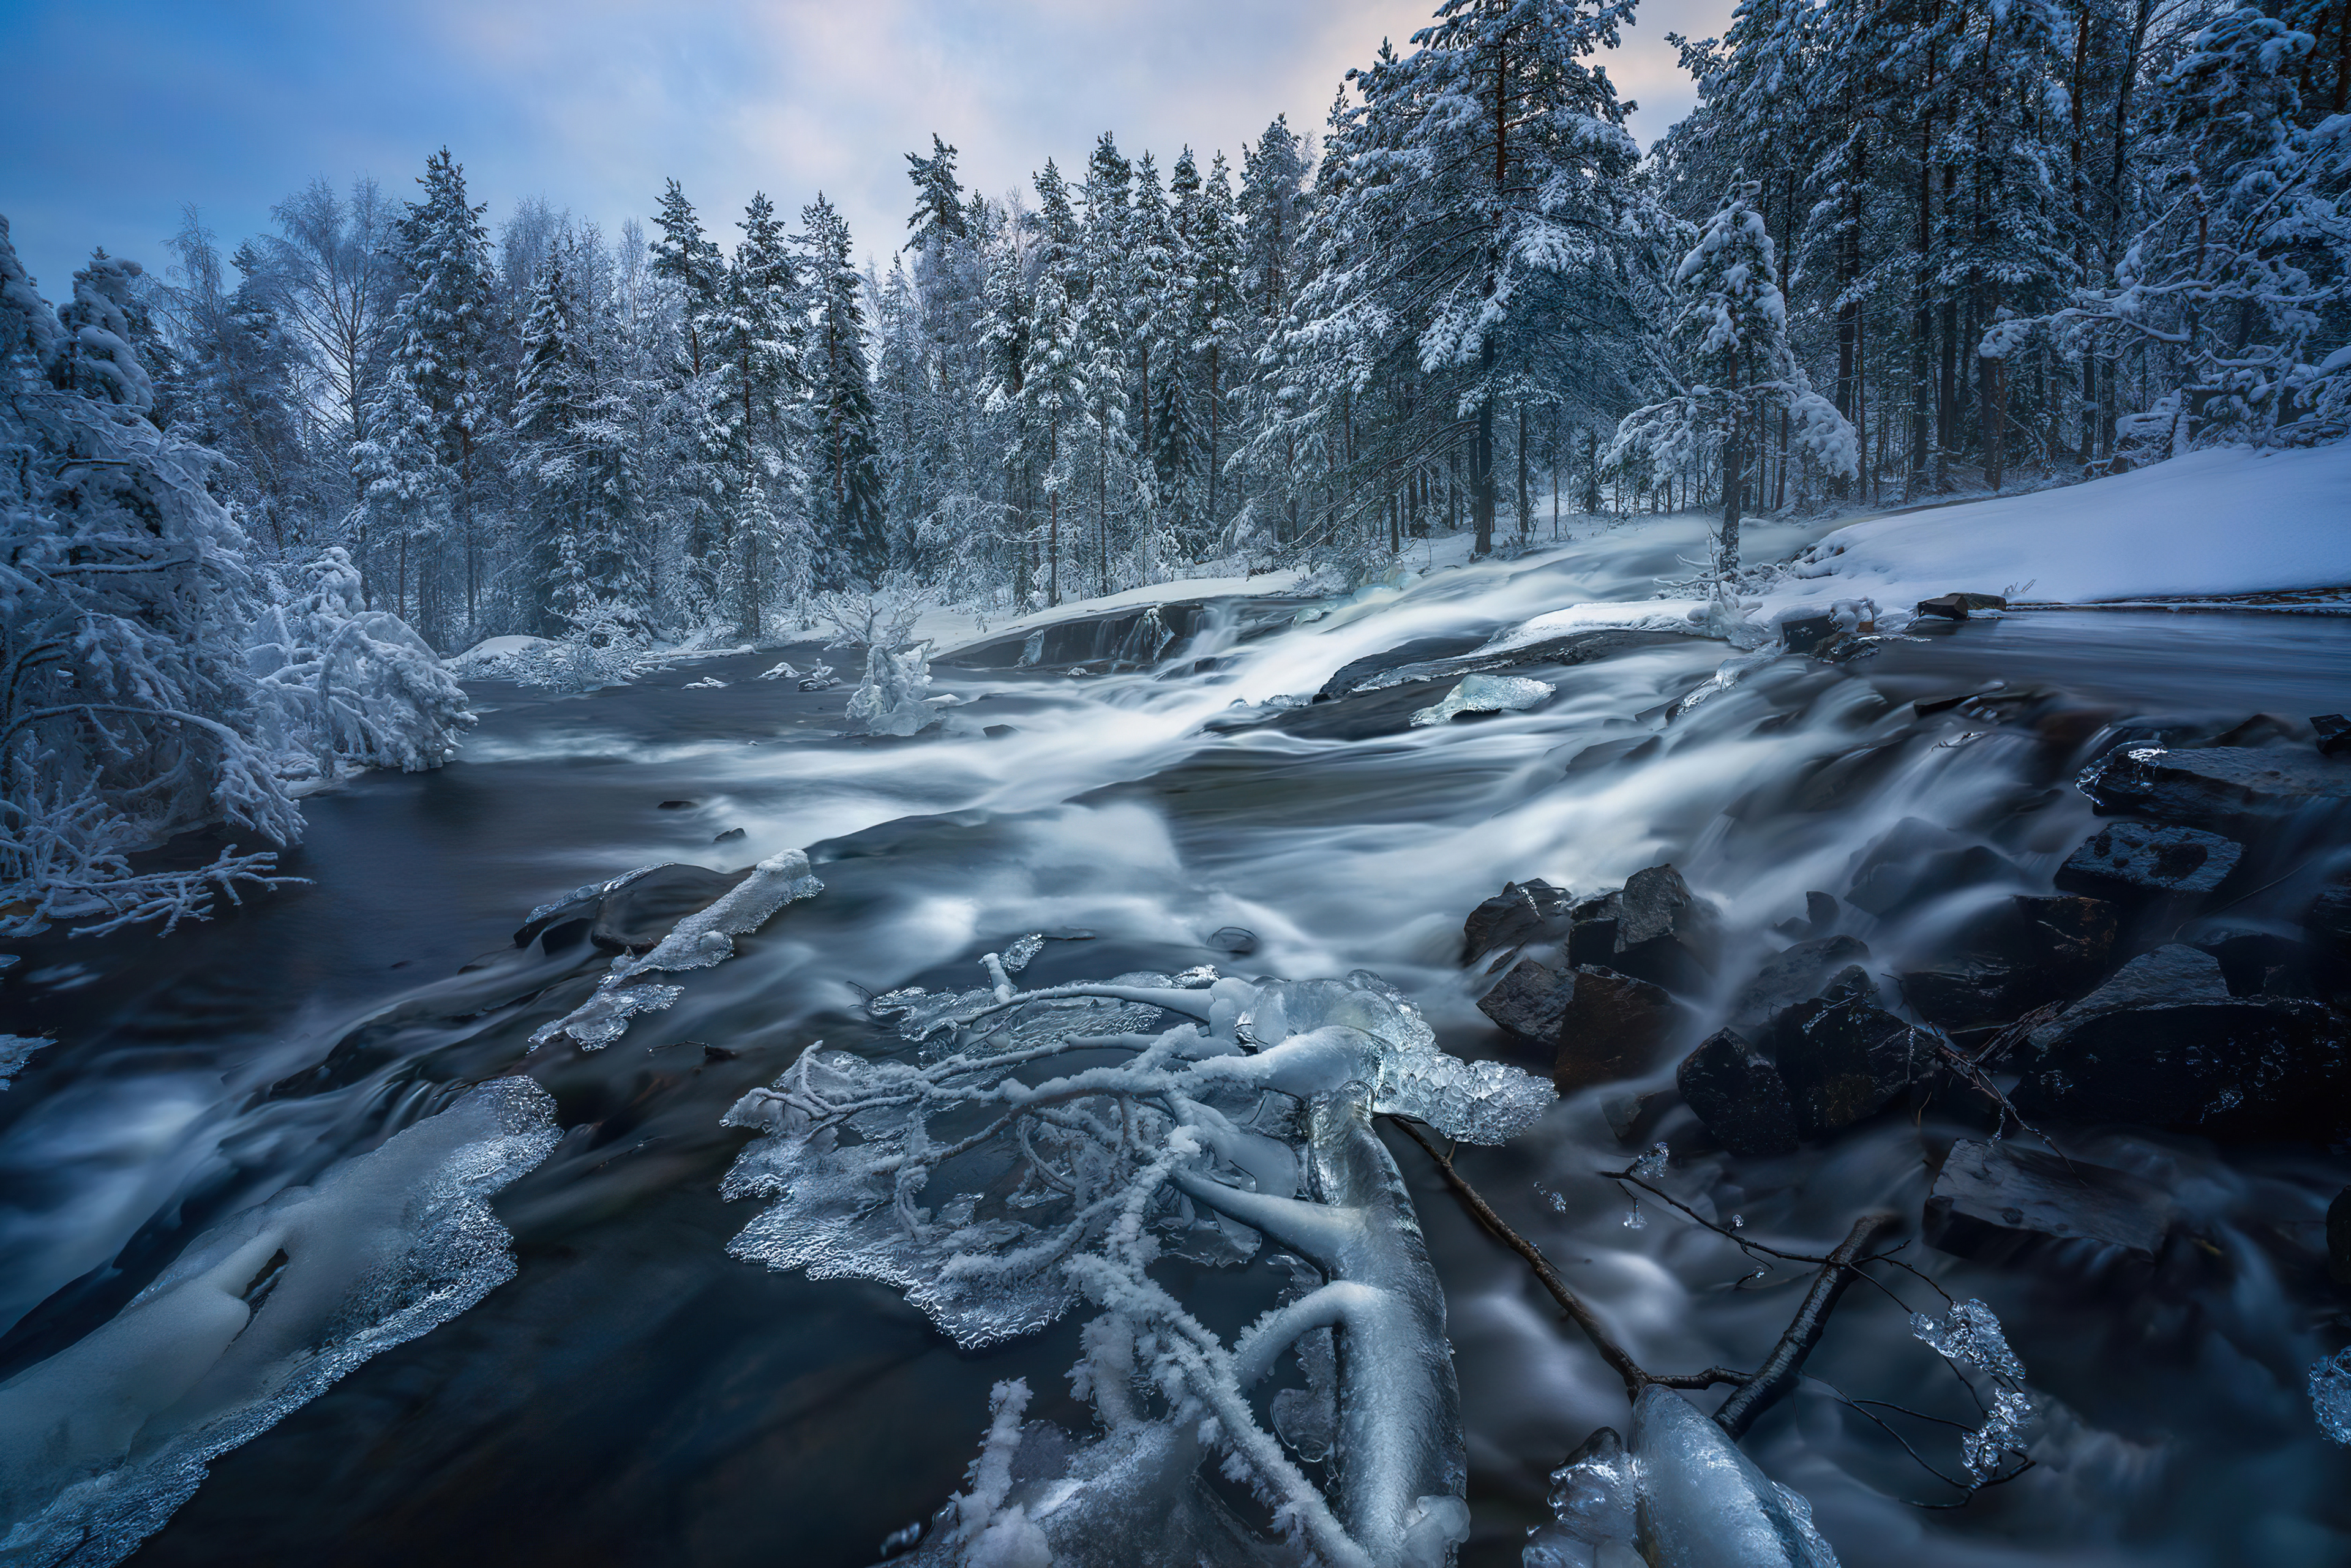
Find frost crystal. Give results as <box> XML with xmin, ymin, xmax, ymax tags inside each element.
<box><xmin>1621</xmin><ymin>1199</ymin><xmax>1647</xmax><ymax>1230</ymax></box>
<box><xmin>1631</xmin><ymin>1141</ymin><xmax>1670</xmax><ymax>1179</ymax></box>
<box><xmin>2310</xmin><ymin>1346</ymin><xmax>2351</xmax><ymax>1443</ymax></box>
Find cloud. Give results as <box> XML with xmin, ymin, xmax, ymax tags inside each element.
<box><xmin>0</xmin><ymin>0</ymin><xmax>1723</xmax><ymax>298</ymax></box>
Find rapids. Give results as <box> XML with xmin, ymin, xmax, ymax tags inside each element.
<box><xmin>3</xmin><ymin>520</ymin><xmax>2349</xmax><ymax>1566</ymax></box>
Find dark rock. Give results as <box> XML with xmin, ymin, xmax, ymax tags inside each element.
<box><xmin>713</xmin><ymin>827</ymin><xmax>747</xmax><ymax>844</ymax></box>
<box><xmin>702</xmin><ymin>1044</ymin><xmax>741</xmax><ymax>1062</ymax></box>
<box><xmin>2194</xmin><ymin>929</ymin><xmax>2310</xmax><ymax>997</ymax></box>
<box><xmin>2014</xmin><ymin>945</ymin><xmax>2351</xmax><ymax>1139</ymax></box>
<box><xmin>1562</xmin><ymin>735</ymin><xmax>1662</xmax><ymax>777</ymax></box>
<box><xmin>1207</xmin><ymin>926</ymin><xmax>1259</xmax><ymax>956</ymax></box>
<box><xmin>1479</xmin><ymin>958</ymin><xmax>1573</xmax><ymax>1043</ymax></box>
<box><xmin>1600</xmin><ymin>1090</ymin><xmax>1670</xmax><ymax>1143</ymax></box>
<box><xmin>1567</xmin><ymin>899</ymin><xmax>1621</xmax><ymax>968</ymax></box>
<box><xmin>1849</xmin><ymin>842</ymin><xmax>2018</xmax><ymax>917</ymax></box>
<box><xmin>2314</xmin><ymin>715</ymin><xmax>2351</xmax><ymax>757</ymax></box>
<box><xmin>2209</xmin><ymin>713</ymin><xmax>2300</xmax><ymax>748</ymax></box>
<box><xmin>656</xmin><ymin>799</ymin><xmax>697</xmax><ymax>810</ymax></box>
<box><xmin>1780</xmin><ymin>613</ymin><xmax>1840</xmax><ymax>656</ymax></box>
<box><xmin>1924</xmin><ymin>1138</ymin><xmax>2169</xmax><ymax>1264</ymax></box>
<box><xmin>983</xmin><ymin>724</ymin><xmax>1021</xmax><ymax>738</ymax></box>
<box><xmin>1463</xmin><ymin>879</ymin><xmax>1574</xmax><ymax>963</ymax></box>
<box><xmin>1806</xmin><ymin>891</ymin><xmax>1840</xmax><ymax>936</ymax></box>
<box><xmin>2078</xmin><ymin>743</ymin><xmax>2351</xmax><ymax>823</ymax></box>
<box><xmin>1606</xmin><ymin>863</ymin><xmax>1718</xmax><ymax>992</ymax></box>
<box><xmin>1914</xmin><ymin>591</ymin><xmax>2008</xmax><ymax>620</ymax></box>
<box><xmin>1318</xmin><ymin>633</ymin><xmax>1493</xmax><ymax>699</ymax></box>
<box><xmin>1676</xmin><ymin>1030</ymin><xmax>1799</xmax><ymax>1155</ymax></box>
<box><xmin>2330</xmin><ymin>1188</ymin><xmax>2351</xmax><ymax>1286</ymax></box>
<box><xmin>1770</xmin><ymin>979</ymin><xmax>1932</xmax><ymax>1136</ymax></box>
<box><xmin>1899</xmin><ymin>893</ymin><xmax>2121</xmax><ymax>1033</ymax></box>
<box><xmin>2057</xmin><ymin>820</ymin><xmax>2241</xmax><ymax>896</ymax></box>
<box><xmin>536</xmin><ymin>916</ymin><xmax>592</xmax><ymax>953</ymax></box>
<box><xmin>1554</xmin><ymin>966</ymin><xmax>1676</xmax><ymax>1092</ymax></box>
<box><xmin>1728</xmin><ymin>936</ymin><xmax>1871</xmax><ymax>1027</ymax></box>
<box><xmin>591</xmin><ymin>864</ymin><xmax>752</xmax><ymax>955</ymax></box>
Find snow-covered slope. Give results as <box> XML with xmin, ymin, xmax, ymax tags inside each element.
<box><xmin>1791</xmin><ymin>443</ymin><xmax>2351</xmax><ymax>606</ymax></box>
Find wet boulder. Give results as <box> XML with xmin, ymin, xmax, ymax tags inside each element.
<box><xmin>591</xmin><ymin>864</ymin><xmax>752</xmax><ymax>955</ymax></box>
<box><xmin>1769</xmin><ymin>969</ymin><xmax>1933</xmax><ymax>1136</ymax></box>
<box><xmin>1554</xmin><ymin>966</ymin><xmax>1676</xmax><ymax>1092</ymax></box>
<box><xmin>1462</xmin><ymin>878</ymin><xmax>1575</xmax><ymax>964</ymax></box>
<box><xmin>1728</xmin><ymin>935</ymin><xmax>1870</xmax><ymax>1027</ymax></box>
<box><xmin>2314</xmin><ymin>714</ymin><xmax>2351</xmax><ymax>757</ymax></box>
<box><xmin>2194</xmin><ymin>929</ymin><xmax>2310</xmax><ymax>997</ymax></box>
<box><xmin>2055</xmin><ymin>821</ymin><xmax>2242</xmax><ymax>897</ymax></box>
<box><xmin>1914</xmin><ymin>591</ymin><xmax>2008</xmax><ymax>620</ymax></box>
<box><xmin>1779</xmin><ymin>612</ymin><xmax>1840</xmax><ymax>656</ymax></box>
<box><xmin>1676</xmin><ymin>1030</ymin><xmax>1799</xmax><ymax>1156</ymax></box>
<box><xmin>1477</xmin><ymin>958</ymin><xmax>1573</xmax><ymax>1044</ymax></box>
<box><xmin>1601</xmin><ymin>863</ymin><xmax>1719</xmax><ymax>992</ymax></box>
<box><xmin>1899</xmin><ymin>895</ymin><xmax>2118</xmax><ymax>1033</ymax></box>
<box><xmin>2014</xmin><ymin>945</ymin><xmax>2351</xmax><ymax>1141</ymax></box>
<box><xmin>1924</xmin><ymin>1138</ymin><xmax>2169</xmax><ymax>1266</ymax></box>
<box><xmin>2078</xmin><ymin>743</ymin><xmax>2351</xmax><ymax>823</ymax></box>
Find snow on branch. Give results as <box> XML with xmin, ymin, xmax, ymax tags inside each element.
<box><xmin>720</xmin><ymin>959</ymin><xmax>1551</xmax><ymax>1566</ymax></box>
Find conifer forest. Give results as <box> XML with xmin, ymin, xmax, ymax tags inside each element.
<box><xmin>4</xmin><ymin>0</ymin><xmax>2351</xmax><ymax>1564</ymax></box>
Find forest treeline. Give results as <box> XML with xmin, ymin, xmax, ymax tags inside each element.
<box><xmin>14</xmin><ymin>0</ymin><xmax>2346</xmax><ymax>653</ymax></box>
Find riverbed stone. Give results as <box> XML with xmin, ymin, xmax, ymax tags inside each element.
<box><xmin>1924</xmin><ymin>1138</ymin><xmax>2169</xmax><ymax>1265</ymax></box>
<box><xmin>1899</xmin><ymin>895</ymin><xmax>2118</xmax><ymax>1032</ymax></box>
<box><xmin>1603</xmin><ymin>863</ymin><xmax>1718</xmax><ymax>992</ymax></box>
<box><xmin>1554</xmin><ymin>966</ymin><xmax>1676</xmax><ymax>1091</ymax></box>
<box><xmin>1462</xmin><ymin>878</ymin><xmax>1574</xmax><ymax>964</ymax></box>
<box><xmin>2312</xmin><ymin>715</ymin><xmax>2351</xmax><ymax>757</ymax></box>
<box><xmin>1477</xmin><ymin>958</ymin><xmax>1573</xmax><ymax>1043</ymax></box>
<box><xmin>2055</xmin><ymin>820</ymin><xmax>2242</xmax><ymax>896</ymax></box>
<box><xmin>2014</xmin><ymin>946</ymin><xmax>2350</xmax><ymax>1139</ymax></box>
<box><xmin>2078</xmin><ymin>743</ymin><xmax>2351</xmax><ymax>823</ymax></box>
<box><xmin>1728</xmin><ymin>936</ymin><xmax>1871</xmax><ymax>1027</ymax></box>
<box><xmin>1769</xmin><ymin>972</ymin><xmax>1932</xmax><ymax>1136</ymax></box>
<box><xmin>591</xmin><ymin>864</ymin><xmax>752</xmax><ymax>955</ymax></box>
<box><xmin>1676</xmin><ymin>1030</ymin><xmax>1799</xmax><ymax>1156</ymax></box>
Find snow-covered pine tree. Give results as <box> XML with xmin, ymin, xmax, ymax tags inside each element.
<box><xmin>362</xmin><ymin>149</ymin><xmax>501</xmax><ymax>644</ymax></box>
<box><xmin>801</xmin><ymin>193</ymin><xmax>888</xmax><ymax>585</ymax></box>
<box><xmin>1015</xmin><ymin>261</ymin><xmax>1085</xmax><ymax>608</ymax></box>
<box><xmin>2</xmin><ymin>216</ymin><xmax>298</xmax><ymax>934</ymax></box>
<box><xmin>511</xmin><ymin>234</ymin><xmax>639</xmax><ymax>633</ymax></box>
<box><xmin>1077</xmin><ymin>135</ymin><xmax>1136</xmax><ymax>596</ymax></box>
<box><xmin>704</xmin><ymin>192</ymin><xmax>804</xmax><ymax>636</ymax></box>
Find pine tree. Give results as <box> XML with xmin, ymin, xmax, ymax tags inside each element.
<box><xmin>801</xmin><ymin>193</ymin><xmax>888</xmax><ymax>583</ymax></box>
<box><xmin>707</xmin><ymin>192</ymin><xmax>805</xmax><ymax>633</ymax></box>
<box><xmin>511</xmin><ymin>236</ymin><xmax>637</xmax><ymax>632</ymax></box>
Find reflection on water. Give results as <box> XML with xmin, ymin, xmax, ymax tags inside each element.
<box><xmin>4</xmin><ymin>547</ymin><xmax>2351</xmax><ymax>1565</ymax></box>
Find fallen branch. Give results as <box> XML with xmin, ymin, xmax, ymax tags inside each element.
<box><xmin>1387</xmin><ymin>1117</ymin><xmax>1747</xmax><ymax>1401</ymax></box>
<box><xmin>1712</xmin><ymin>1211</ymin><xmax>1898</xmax><ymax>1438</ymax></box>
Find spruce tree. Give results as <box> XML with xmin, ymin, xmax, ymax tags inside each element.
<box><xmin>801</xmin><ymin>193</ymin><xmax>888</xmax><ymax>583</ymax></box>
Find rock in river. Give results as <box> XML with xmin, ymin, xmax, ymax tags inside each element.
<box><xmin>2077</xmin><ymin>743</ymin><xmax>2351</xmax><ymax>823</ymax></box>
<box><xmin>1676</xmin><ymin>1030</ymin><xmax>1799</xmax><ymax>1156</ymax></box>
<box><xmin>2055</xmin><ymin>820</ymin><xmax>2242</xmax><ymax>896</ymax></box>
<box><xmin>1924</xmin><ymin>1138</ymin><xmax>2169</xmax><ymax>1266</ymax></box>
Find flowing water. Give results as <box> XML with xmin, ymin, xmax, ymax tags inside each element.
<box><xmin>4</xmin><ymin>523</ymin><xmax>2350</xmax><ymax>1566</ymax></box>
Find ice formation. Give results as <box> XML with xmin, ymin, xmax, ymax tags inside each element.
<box><xmin>0</xmin><ymin>1035</ymin><xmax>48</xmax><ymax>1089</ymax></box>
<box><xmin>1908</xmin><ymin>1299</ymin><xmax>2034</xmax><ymax>1483</ymax></box>
<box><xmin>2310</xmin><ymin>1346</ymin><xmax>2351</xmax><ymax>1444</ymax></box>
<box><xmin>0</xmin><ymin>1079</ymin><xmax>558</xmax><ymax>1566</ymax></box>
<box><xmin>846</xmin><ymin>641</ymin><xmax>949</xmax><ymax>736</ymax></box>
<box><xmin>1521</xmin><ymin>1389</ymin><xmax>1839</xmax><ymax>1568</ymax></box>
<box><xmin>721</xmin><ymin>962</ymin><xmax>1554</xmax><ymax>1566</ymax></box>
<box><xmin>1409</xmin><ymin>674</ymin><xmax>1554</xmax><ymax>727</ymax></box>
<box><xmin>530</xmin><ymin>849</ymin><xmax>823</xmax><ymax>1049</ymax></box>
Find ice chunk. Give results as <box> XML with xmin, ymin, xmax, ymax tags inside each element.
<box><xmin>1409</xmin><ymin>673</ymin><xmax>1554</xmax><ymax>727</ymax></box>
<box><xmin>682</xmin><ymin>676</ymin><xmax>729</xmax><ymax>689</ymax></box>
<box><xmin>1629</xmin><ymin>1386</ymin><xmax>1840</xmax><ymax>1566</ymax></box>
<box><xmin>0</xmin><ymin>1079</ymin><xmax>557</xmax><ymax>1566</ymax></box>
<box><xmin>1000</xmin><ymin>934</ymin><xmax>1046</xmax><ymax>974</ymax></box>
<box><xmin>2311</xmin><ymin>1346</ymin><xmax>2351</xmax><ymax>1443</ymax></box>
<box><xmin>756</xmin><ymin>660</ymin><xmax>799</xmax><ymax>680</ymax></box>
<box><xmin>1908</xmin><ymin>1299</ymin><xmax>2025</xmax><ymax>1381</ymax></box>
<box><xmin>0</xmin><ymin>1034</ymin><xmax>49</xmax><ymax>1089</ymax></box>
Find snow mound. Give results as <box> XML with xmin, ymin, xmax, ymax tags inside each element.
<box><xmin>1790</xmin><ymin>444</ymin><xmax>2351</xmax><ymax>606</ymax></box>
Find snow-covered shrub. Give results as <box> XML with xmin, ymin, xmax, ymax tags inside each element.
<box><xmin>844</xmin><ymin>640</ymin><xmax>945</xmax><ymax>736</ymax></box>
<box><xmin>2</xmin><ymin>219</ymin><xmax>300</xmax><ymax>936</ymax></box>
<box><xmin>814</xmin><ymin>572</ymin><xmax>928</xmax><ymax>650</ymax></box>
<box><xmin>721</xmin><ymin>958</ymin><xmax>1553</xmax><ymax>1567</ymax></box>
<box><xmin>248</xmin><ymin>547</ymin><xmax>472</xmax><ymax>781</ymax></box>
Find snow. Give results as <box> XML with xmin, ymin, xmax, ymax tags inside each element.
<box><xmin>1788</xmin><ymin>444</ymin><xmax>2351</xmax><ymax>607</ymax></box>
<box><xmin>1410</xmin><ymin>674</ymin><xmax>1556</xmax><ymax>727</ymax></box>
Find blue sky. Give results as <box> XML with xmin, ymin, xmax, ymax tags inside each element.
<box><xmin>0</xmin><ymin>0</ymin><xmax>1725</xmax><ymax>300</ymax></box>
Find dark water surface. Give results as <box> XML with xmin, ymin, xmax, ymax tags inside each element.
<box><xmin>5</xmin><ymin>573</ymin><xmax>2351</xmax><ymax>1567</ymax></box>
